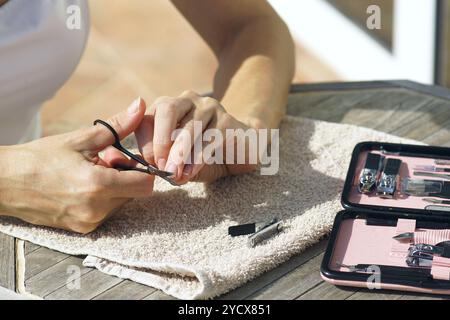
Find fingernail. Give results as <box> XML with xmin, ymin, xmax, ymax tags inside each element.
<box><xmin>157</xmin><ymin>158</ymin><xmax>166</xmax><ymax>170</ymax></box>
<box><xmin>183</xmin><ymin>164</ymin><xmax>193</xmax><ymax>176</ymax></box>
<box><xmin>127</xmin><ymin>97</ymin><xmax>141</xmax><ymax>114</ymax></box>
<box><xmin>165</xmin><ymin>162</ymin><xmax>178</xmax><ymax>175</ymax></box>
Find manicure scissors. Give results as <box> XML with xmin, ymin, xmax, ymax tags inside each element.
<box><xmin>93</xmin><ymin>119</ymin><xmax>178</xmax><ymax>186</ymax></box>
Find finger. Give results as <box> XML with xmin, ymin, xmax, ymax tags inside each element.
<box><xmin>76</xmin><ymin>97</ymin><xmax>147</xmax><ymax>151</ymax></box>
<box><xmin>165</xmin><ymin>108</ymin><xmax>214</xmax><ymax>179</ymax></box>
<box><xmin>95</xmin><ymin>166</ymin><xmax>155</xmax><ymax>198</ymax></box>
<box><xmin>152</xmin><ymin>97</ymin><xmax>193</xmax><ymax>170</ymax></box>
<box><xmin>102</xmin><ymin>147</ymin><xmax>137</xmax><ymax>168</ymax></box>
<box><xmin>135</xmin><ymin>113</ymin><xmax>155</xmax><ymax>165</ymax></box>
<box><xmin>180</xmin><ymin>139</ymin><xmax>217</xmax><ymax>182</ymax></box>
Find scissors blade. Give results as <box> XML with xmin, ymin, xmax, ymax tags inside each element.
<box><xmin>144</xmin><ymin>164</ymin><xmax>173</xmax><ymax>177</ymax></box>
<box><xmin>117</xmin><ymin>164</ymin><xmax>178</xmax><ymax>186</ymax></box>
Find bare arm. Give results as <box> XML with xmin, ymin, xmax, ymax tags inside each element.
<box><xmin>171</xmin><ymin>0</ymin><xmax>295</xmax><ymax>129</ymax></box>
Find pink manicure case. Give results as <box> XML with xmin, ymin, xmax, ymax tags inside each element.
<box><xmin>321</xmin><ymin>142</ymin><xmax>450</xmax><ymax>295</ymax></box>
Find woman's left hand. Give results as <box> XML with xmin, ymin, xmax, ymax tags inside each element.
<box><xmin>132</xmin><ymin>91</ymin><xmax>258</xmax><ymax>184</ymax></box>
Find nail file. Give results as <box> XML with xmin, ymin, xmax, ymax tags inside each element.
<box><xmin>414</xmin><ymin>171</ymin><xmax>450</xmax><ymax>181</ymax></box>
<box><xmin>425</xmin><ymin>205</ymin><xmax>450</xmax><ymax>212</ymax></box>
<box><xmin>366</xmin><ymin>218</ymin><xmax>450</xmax><ymax>229</ymax></box>
<box><xmin>337</xmin><ymin>263</ymin><xmax>431</xmax><ymax>279</ymax></box>
<box><xmin>435</xmin><ymin>160</ymin><xmax>450</xmax><ymax>165</ymax></box>
<box><xmin>423</xmin><ymin>198</ymin><xmax>450</xmax><ymax>205</ymax></box>
<box><xmin>414</xmin><ymin>165</ymin><xmax>450</xmax><ymax>173</ymax></box>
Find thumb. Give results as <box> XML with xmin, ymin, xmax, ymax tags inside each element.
<box><xmin>77</xmin><ymin>97</ymin><xmax>146</xmax><ymax>151</ymax></box>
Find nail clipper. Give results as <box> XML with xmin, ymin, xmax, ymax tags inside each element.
<box><xmin>377</xmin><ymin>158</ymin><xmax>402</xmax><ymax>199</ymax></box>
<box><xmin>228</xmin><ymin>218</ymin><xmax>283</xmax><ymax>248</ymax></box>
<box><xmin>358</xmin><ymin>153</ymin><xmax>384</xmax><ymax>194</ymax></box>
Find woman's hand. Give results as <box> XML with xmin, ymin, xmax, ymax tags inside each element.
<box><xmin>0</xmin><ymin>98</ymin><xmax>154</xmax><ymax>233</ymax></box>
<box><xmin>132</xmin><ymin>91</ymin><xmax>259</xmax><ymax>185</ymax></box>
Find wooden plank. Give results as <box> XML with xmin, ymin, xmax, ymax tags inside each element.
<box><xmin>290</xmin><ymin>81</ymin><xmax>450</xmax><ymax>101</ymax></box>
<box><xmin>24</xmin><ymin>242</ymin><xmax>40</xmax><ymax>255</ymax></box>
<box><xmin>346</xmin><ymin>289</ymin><xmax>403</xmax><ymax>300</ymax></box>
<box><xmin>287</xmin><ymin>88</ymin><xmax>437</xmax><ymax>131</ymax></box>
<box><xmin>45</xmin><ymin>270</ymin><xmax>123</xmax><ymax>300</ymax></box>
<box><xmin>341</xmin><ymin>91</ymin><xmax>432</xmax><ymax>131</ymax></box>
<box><xmin>25</xmin><ymin>256</ymin><xmax>90</xmax><ymax>297</ymax></box>
<box><xmin>296</xmin><ymin>281</ymin><xmax>355</xmax><ymax>300</ymax></box>
<box><xmin>0</xmin><ymin>233</ymin><xmax>15</xmax><ymax>291</ymax></box>
<box><xmin>246</xmin><ymin>254</ymin><xmax>324</xmax><ymax>300</ymax></box>
<box><xmin>399</xmin><ymin>293</ymin><xmax>446</xmax><ymax>300</ymax></box>
<box><xmin>220</xmin><ymin>240</ymin><xmax>327</xmax><ymax>300</ymax></box>
<box><xmin>93</xmin><ymin>280</ymin><xmax>157</xmax><ymax>300</ymax></box>
<box><xmin>287</xmin><ymin>90</ymin><xmax>379</xmax><ymax>122</ymax></box>
<box><xmin>143</xmin><ymin>290</ymin><xmax>177</xmax><ymax>300</ymax></box>
<box><xmin>436</xmin><ymin>0</ymin><xmax>450</xmax><ymax>88</ymax></box>
<box><xmin>25</xmin><ymin>247</ymin><xmax>70</xmax><ymax>280</ymax></box>
<box><xmin>388</xmin><ymin>100</ymin><xmax>450</xmax><ymax>141</ymax></box>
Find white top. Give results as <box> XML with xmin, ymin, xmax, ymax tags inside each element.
<box><xmin>0</xmin><ymin>0</ymin><xmax>89</xmax><ymax>145</ymax></box>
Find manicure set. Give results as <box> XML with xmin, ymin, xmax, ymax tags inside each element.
<box><xmin>321</xmin><ymin>142</ymin><xmax>450</xmax><ymax>295</ymax></box>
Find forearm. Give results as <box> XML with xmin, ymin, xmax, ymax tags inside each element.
<box><xmin>213</xmin><ymin>16</ymin><xmax>295</xmax><ymax>129</ymax></box>
<box><xmin>0</xmin><ymin>146</ymin><xmax>18</xmax><ymax>217</ymax></box>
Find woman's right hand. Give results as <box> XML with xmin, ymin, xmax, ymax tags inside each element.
<box><xmin>0</xmin><ymin>98</ymin><xmax>154</xmax><ymax>233</ymax></box>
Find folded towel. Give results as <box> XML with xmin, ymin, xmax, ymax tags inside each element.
<box><xmin>0</xmin><ymin>116</ymin><xmax>417</xmax><ymax>299</ymax></box>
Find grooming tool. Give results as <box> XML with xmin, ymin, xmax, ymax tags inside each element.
<box><xmin>248</xmin><ymin>220</ymin><xmax>283</xmax><ymax>248</ymax></box>
<box><xmin>414</xmin><ymin>165</ymin><xmax>450</xmax><ymax>173</ymax></box>
<box><xmin>228</xmin><ymin>218</ymin><xmax>278</xmax><ymax>237</ymax></box>
<box><xmin>380</xmin><ymin>149</ymin><xmax>418</xmax><ymax>158</ymax></box>
<box><xmin>406</xmin><ymin>252</ymin><xmax>434</xmax><ymax>268</ymax></box>
<box><xmin>423</xmin><ymin>198</ymin><xmax>450</xmax><ymax>205</ymax></box>
<box><xmin>358</xmin><ymin>153</ymin><xmax>384</xmax><ymax>194</ymax></box>
<box><xmin>229</xmin><ymin>218</ymin><xmax>283</xmax><ymax>247</ymax></box>
<box><xmin>409</xmin><ymin>243</ymin><xmax>450</xmax><ymax>258</ymax></box>
<box><xmin>406</xmin><ymin>242</ymin><xmax>450</xmax><ymax>268</ymax></box>
<box><xmin>366</xmin><ymin>218</ymin><xmax>450</xmax><ymax>229</ymax></box>
<box><xmin>394</xmin><ymin>231</ymin><xmax>450</xmax><ymax>244</ymax></box>
<box><xmin>425</xmin><ymin>205</ymin><xmax>450</xmax><ymax>212</ymax></box>
<box><xmin>413</xmin><ymin>171</ymin><xmax>450</xmax><ymax>181</ymax></box>
<box><xmin>93</xmin><ymin>119</ymin><xmax>178</xmax><ymax>186</ymax></box>
<box><xmin>435</xmin><ymin>160</ymin><xmax>450</xmax><ymax>166</ymax></box>
<box><xmin>376</xmin><ymin>159</ymin><xmax>402</xmax><ymax>199</ymax></box>
<box><xmin>400</xmin><ymin>179</ymin><xmax>446</xmax><ymax>198</ymax></box>
<box><xmin>336</xmin><ymin>262</ymin><xmax>431</xmax><ymax>279</ymax></box>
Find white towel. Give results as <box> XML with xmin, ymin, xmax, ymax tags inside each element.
<box><xmin>0</xmin><ymin>116</ymin><xmax>416</xmax><ymax>299</ymax></box>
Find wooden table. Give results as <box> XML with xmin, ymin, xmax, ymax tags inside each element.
<box><xmin>2</xmin><ymin>80</ymin><xmax>450</xmax><ymax>300</ymax></box>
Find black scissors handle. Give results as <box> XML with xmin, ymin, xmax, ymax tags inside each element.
<box><xmin>93</xmin><ymin>119</ymin><xmax>178</xmax><ymax>186</ymax></box>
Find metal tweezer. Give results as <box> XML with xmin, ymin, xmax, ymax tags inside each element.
<box><xmin>413</xmin><ymin>171</ymin><xmax>450</xmax><ymax>181</ymax></box>
<box><xmin>93</xmin><ymin>119</ymin><xmax>178</xmax><ymax>186</ymax></box>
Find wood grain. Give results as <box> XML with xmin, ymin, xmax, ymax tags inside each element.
<box><xmin>247</xmin><ymin>254</ymin><xmax>324</xmax><ymax>300</ymax></box>
<box><xmin>220</xmin><ymin>240</ymin><xmax>327</xmax><ymax>299</ymax></box>
<box><xmin>94</xmin><ymin>280</ymin><xmax>157</xmax><ymax>300</ymax></box>
<box><xmin>25</xmin><ymin>247</ymin><xmax>70</xmax><ymax>280</ymax></box>
<box><xmin>0</xmin><ymin>233</ymin><xmax>15</xmax><ymax>290</ymax></box>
